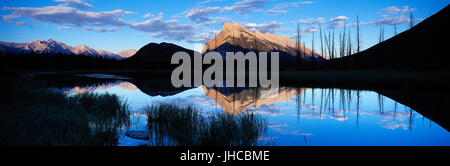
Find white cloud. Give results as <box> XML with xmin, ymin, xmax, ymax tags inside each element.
<box><xmin>2</xmin><ymin>5</ymin><xmax>133</xmax><ymax>27</ymax></box>
<box><xmin>329</xmin><ymin>16</ymin><xmax>349</xmax><ymax>22</ymax></box>
<box><xmin>379</xmin><ymin>5</ymin><xmax>415</xmax><ymax>15</ymax></box>
<box><xmin>368</xmin><ymin>14</ymin><xmax>410</xmax><ymax>26</ymax></box>
<box><xmin>297</xmin><ymin>16</ymin><xmax>348</xmax><ymax>28</ymax></box>
<box><xmin>197</xmin><ymin>0</ymin><xmax>225</xmax><ymax>5</ymax></box>
<box><xmin>2</xmin><ymin>14</ymin><xmax>20</xmax><ymax>20</ymax></box>
<box><xmin>14</xmin><ymin>21</ymin><xmax>26</xmax><ymax>26</ymax></box>
<box><xmin>198</xmin><ymin>16</ymin><xmax>231</xmax><ymax>27</ymax></box>
<box><xmin>131</xmin><ymin>13</ymin><xmax>195</xmax><ymax>40</ymax></box>
<box><xmin>187</xmin><ymin>30</ymin><xmax>219</xmax><ymax>43</ymax></box>
<box><xmin>363</xmin><ymin>6</ymin><xmax>416</xmax><ymax>26</ymax></box>
<box><xmin>267</xmin><ymin>9</ymin><xmax>287</xmax><ymax>15</ymax></box>
<box><xmin>300</xmin><ymin>25</ymin><xmax>318</xmax><ymax>33</ymax></box>
<box><xmin>327</xmin><ymin>21</ymin><xmax>346</xmax><ymax>29</ymax></box>
<box><xmin>244</xmin><ymin>21</ymin><xmax>283</xmax><ymax>33</ymax></box>
<box><xmin>93</xmin><ymin>27</ymin><xmax>119</xmax><ymax>32</ymax></box>
<box><xmin>269</xmin><ymin>1</ymin><xmax>313</xmax><ymax>15</ymax></box>
<box><xmin>272</xmin><ymin>1</ymin><xmax>313</xmax><ymax>10</ymax></box>
<box><xmin>184</xmin><ymin>6</ymin><xmax>222</xmax><ymax>23</ymax></box>
<box><xmin>58</xmin><ymin>25</ymin><xmax>74</xmax><ymax>29</ymax></box>
<box><xmin>224</xmin><ymin>0</ymin><xmax>270</xmax><ymax>14</ymax></box>
<box><xmin>143</xmin><ymin>13</ymin><xmax>154</xmax><ymax>18</ymax></box>
<box><xmin>2</xmin><ymin>5</ymin><xmax>195</xmax><ymax>41</ymax></box>
<box><xmin>53</xmin><ymin>0</ymin><xmax>93</xmax><ymax>9</ymax></box>
<box><xmin>297</xmin><ymin>17</ymin><xmax>326</xmax><ymax>25</ymax></box>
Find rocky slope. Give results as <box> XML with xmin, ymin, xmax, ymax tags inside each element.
<box><xmin>202</xmin><ymin>22</ymin><xmax>324</xmax><ymax>62</ymax></box>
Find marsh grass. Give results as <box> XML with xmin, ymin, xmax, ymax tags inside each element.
<box><xmin>0</xmin><ymin>77</ymin><xmax>130</xmax><ymax>146</ymax></box>
<box><xmin>145</xmin><ymin>103</ymin><xmax>269</xmax><ymax>146</ymax></box>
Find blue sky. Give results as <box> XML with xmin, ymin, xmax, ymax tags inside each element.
<box><xmin>0</xmin><ymin>0</ymin><xmax>448</xmax><ymax>53</ymax></box>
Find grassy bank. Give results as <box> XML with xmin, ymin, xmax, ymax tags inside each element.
<box><xmin>145</xmin><ymin>103</ymin><xmax>270</xmax><ymax>146</ymax></box>
<box><xmin>0</xmin><ymin>76</ymin><xmax>130</xmax><ymax>146</ymax></box>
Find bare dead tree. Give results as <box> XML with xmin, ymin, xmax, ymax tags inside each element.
<box><xmin>319</xmin><ymin>24</ymin><xmax>324</xmax><ymax>58</ymax></box>
<box><xmin>297</xmin><ymin>22</ymin><xmax>301</xmax><ymax>63</ymax></box>
<box><xmin>339</xmin><ymin>32</ymin><xmax>342</xmax><ymax>58</ymax></box>
<box><xmin>324</xmin><ymin>29</ymin><xmax>331</xmax><ymax>59</ymax></box>
<box><xmin>341</xmin><ymin>23</ymin><xmax>347</xmax><ymax>58</ymax></box>
<box><xmin>303</xmin><ymin>41</ymin><xmax>306</xmax><ymax>61</ymax></box>
<box><xmin>347</xmin><ymin>28</ymin><xmax>352</xmax><ymax>56</ymax></box>
<box><xmin>379</xmin><ymin>24</ymin><xmax>385</xmax><ymax>43</ymax></box>
<box><xmin>343</xmin><ymin>25</ymin><xmax>347</xmax><ymax>58</ymax></box>
<box><xmin>331</xmin><ymin>28</ymin><xmax>336</xmax><ymax>59</ymax></box>
<box><xmin>311</xmin><ymin>31</ymin><xmax>315</xmax><ymax>63</ymax></box>
<box><xmin>356</xmin><ymin>15</ymin><xmax>360</xmax><ymax>53</ymax></box>
<box><xmin>393</xmin><ymin>23</ymin><xmax>397</xmax><ymax>36</ymax></box>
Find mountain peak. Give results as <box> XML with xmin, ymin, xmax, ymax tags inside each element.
<box><xmin>222</xmin><ymin>22</ymin><xmax>252</xmax><ymax>35</ymax></box>
<box><xmin>202</xmin><ymin>22</ymin><xmax>323</xmax><ymax>62</ymax></box>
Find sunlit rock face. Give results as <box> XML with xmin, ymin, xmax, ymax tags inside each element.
<box><xmin>202</xmin><ymin>85</ymin><xmax>308</xmax><ymax>114</ymax></box>
<box><xmin>202</xmin><ymin>22</ymin><xmax>324</xmax><ymax>62</ymax></box>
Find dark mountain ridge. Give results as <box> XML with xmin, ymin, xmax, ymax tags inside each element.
<box><xmin>328</xmin><ymin>5</ymin><xmax>450</xmax><ymax>70</ymax></box>
<box><xmin>124</xmin><ymin>42</ymin><xmax>198</xmax><ymax>68</ymax></box>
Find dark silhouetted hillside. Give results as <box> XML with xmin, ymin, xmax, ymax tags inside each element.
<box><xmin>328</xmin><ymin>5</ymin><xmax>450</xmax><ymax>70</ymax></box>
<box><xmin>125</xmin><ymin>42</ymin><xmax>198</xmax><ymax>69</ymax></box>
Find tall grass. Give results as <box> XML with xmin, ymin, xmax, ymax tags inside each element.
<box><xmin>145</xmin><ymin>103</ymin><xmax>269</xmax><ymax>146</ymax></box>
<box><xmin>0</xmin><ymin>77</ymin><xmax>130</xmax><ymax>146</ymax></box>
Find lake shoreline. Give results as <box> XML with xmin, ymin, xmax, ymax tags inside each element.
<box><xmin>5</xmin><ymin>69</ymin><xmax>449</xmax><ymax>90</ymax></box>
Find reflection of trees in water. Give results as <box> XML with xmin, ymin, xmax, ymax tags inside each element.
<box><xmin>291</xmin><ymin>88</ymin><xmax>430</xmax><ymax>131</ymax></box>
<box><xmin>202</xmin><ymin>84</ymin><xmax>435</xmax><ymax>131</ymax></box>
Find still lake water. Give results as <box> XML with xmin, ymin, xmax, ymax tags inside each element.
<box><xmin>51</xmin><ymin>76</ymin><xmax>449</xmax><ymax>146</ymax></box>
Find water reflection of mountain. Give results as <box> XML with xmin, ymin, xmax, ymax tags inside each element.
<box><xmin>129</xmin><ymin>78</ymin><xmax>194</xmax><ymax>96</ymax></box>
<box><xmin>44</xmin><ymin>74</ymin><xmax>194</xmax><ymax>97</ymax></box>
<box><xmin>41</xmin><ymin>74</ymin><xmax>448</xmax><ymax>131</ymax></box>
<box><xmin>202</xmin><ymin>85</ymin><xmax>308</xmax><ymax>114</ymax></box>
<box><xmin>62</xmin><ymin>81</ymin><xmax>137</xmax><ymax>94</ymax></box>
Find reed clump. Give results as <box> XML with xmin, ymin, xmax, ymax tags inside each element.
<box><xmin>145</xmin><ymin>103</ymin><xmax>268</xmax><ymax>146</ymax></box>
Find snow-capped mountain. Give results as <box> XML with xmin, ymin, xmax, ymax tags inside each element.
<box><xmin>0</xmin><ymin>39</ymin><xmax>127</xmax><ymax>59</ymax></box>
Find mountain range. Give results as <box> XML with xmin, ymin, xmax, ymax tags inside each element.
<box><xmin>0</xmin><ymin>39</ymin><xmax>137</xmax><ymax>59</ymax></box>
<box><xmin>1</xmin><ymin>22</ymin><xmax>325</xmax><ymax>64</ymax></box>
<box><xmin>127</xmin><ymin>22</ymin><xmax>325</xmax><ymax>67</ymax></box>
